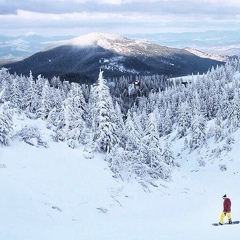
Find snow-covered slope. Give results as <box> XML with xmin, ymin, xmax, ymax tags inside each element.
<box><xmin>1</xmin><ymin>110</ymin><xmax>240</xmax><ymax>240</ymax></box>
<box><xmin>185</xmin><ymin>47</ymin><xmax>229</xmax><ymax>62</ymax></box>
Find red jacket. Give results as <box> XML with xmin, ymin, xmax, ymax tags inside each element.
<box><xmin>223</xmin><ymin>198</ymin><xmax>231</xmax><ymax>212</ymax></box>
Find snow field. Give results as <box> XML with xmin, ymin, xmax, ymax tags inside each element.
<box><xmin>1</xmin><ymin>127</ymin><xmax>240</xmax><ymax>240</ymax></box>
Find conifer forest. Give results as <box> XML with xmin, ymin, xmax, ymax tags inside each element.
<box><xmin>1</xmin><ymin>59</ymin><xmax>240</xmax><ymax>180</ymax></box>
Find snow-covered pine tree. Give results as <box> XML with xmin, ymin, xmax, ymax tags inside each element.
<box><xmin>189</xmin><ymin>110</ymin><xmax>206</xmax><ymax>150</ymax></box>
<box><xmin>17</xmin><ymin>75</ymin><xmax>29</xmax><ymax>110</ymax></box>
<box><xmin>227</xmin><ymin>89</ymin><xmax>240</xmax><ymax>132</ymax></box>
<box><xmin>50</xmin><ymin>76</ymin><xmax>62</xmax><ymax>89</ymax></box>
<box><xmin>0</xmin><ymin>68</ymin><xmax>12</xmax><ymax>103</ymax></box>
<box><xmin>65</xmin><ymin>84</ymin><xmax>88</xmax><ymax>148</ymax></box>
<box><xmin>162</xmin><ymin>136</ymin><xmax>175</xmax><ymax>167</ymax></box>
<box><xmin>162</xmin><ymin>108</ymin><xmax>173</xmax><ymax>136</ymax></box>
<box><xmin>205</xmin><ymin>84</ymin><xmax>219</xmax><ymax>120</ymax></box>
<box><xmin>139</xmin><ymin>112</ymin><xmax>169</xmax><ymax>179</ymax></box>
<box><xmin>44</xmin><ymin>86</ymin><xmax>64</xmax><ymax>131</ymax></box>
<box><xmin>64</xmin><ymin>83</ymin><xmax>86</xmax><ymax>128</ymax></box>
<box><xmin>177</xmin><ymin>102</ymin><xmax>191</xmax><ymax>138</ymax></box>
<box><xmin>46</xmin><ymin>107</ymin><xmax>58</xmax><ymax>129</ymax></box>
<box><xmin>155</xmin><ymin>96</ymin><xmax>168</xmax><ymax>137</ymax></box>
<box><xmin>217</xmin><ymin>87</ymin><xmax>230</xmax><ymax>121</ymax></box>
<box><xmin>23</xmin><ymin>72</ymin><xmax>37</xmax><ymax>113</ymax></box>
<box><xmin>213</xmin><ymin>110</ymin><xmax>225</xmax><ymax>143</ymax></box>
<box><xmin>54</xmin><ymin>104</ymin><xmax>68</xmax><ymax>142</ymax></box>
<box><xmin>0</xmin><ymin>104</ymin><xmax>13</xmax><ymax>145</ymax></box>
<box><xmin>34</xmin><ymin>75</ymin><xmax>46</xmax><ymax>112</ymax></box>
<box><xmin>117</xmin><ymin>110</ymin><xmax>142</xmax><ymax>176</ymax></box>
<box><xmin>10</xmin><ymin>78</ymin><xmax>22</xmax><ymax>109</ymax></box>
<box><xmin>90</xmin><ymin>69</ymin><xmax>119</xmax><ymax>153</ymax></box>
<box><xmin>37</xmin><ymin>80</ymin><xmax>52</xmax><ymax>119</ymax></box>
<box><xmin>52</xmin><ymin>88</ymin><xmax>65</xmax><ymax>112</ymax></box>
<box><xmin>124</xmin><ymin>110</ymin><xmax>142</xmax><ymax>152</ymax></box>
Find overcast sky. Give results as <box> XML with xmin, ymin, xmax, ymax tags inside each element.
<box><xmin>0</xmin><ymin>0</ymin><xmax>240</xmax><ymax>36</ymax></box>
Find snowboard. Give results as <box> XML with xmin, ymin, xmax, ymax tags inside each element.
<box><xmin>212</xmin><ymin>221</ymin><xmax>239</xmax><ymax>226</ymax></box>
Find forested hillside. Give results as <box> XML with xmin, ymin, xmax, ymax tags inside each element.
<box><xmin>1</xmin><ymin>59</ymin><xmax>240</xmax><ymax>180</ymax></box>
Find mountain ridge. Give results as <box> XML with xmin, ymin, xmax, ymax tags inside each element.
<box><xmin>184</xmin><ymin>47</ymin><xmax>229</xmax><ymax>62</ymax></box>
<box><xmin>2</xmin><ymin>32</ymin><xmax>225</xmax><ymax>83</ymax></box>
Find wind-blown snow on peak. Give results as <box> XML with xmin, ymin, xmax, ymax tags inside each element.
<box><xmin>60</xmin><ymin>32</ymin><xmax>128</xmax><ymax>48</ymax></box>
<box><xmin>56</xmin><ymin>32</ymin><xmax>150</xmax><ymax>55</ymax></box>
<box><xmin>66</xmin><ymin>32</ymin><xmax>125</xmax><ymax>45</ymax></box>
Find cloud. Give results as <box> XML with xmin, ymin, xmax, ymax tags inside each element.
<box><xmin>0</xmin><ymin>0</ymin><xmax>240</xmax><ymax>36</ymax></box>
<box><xmin>1</xmin><ymin>0</ymin><xmax>240</xmax><ymax>15</ymax></box>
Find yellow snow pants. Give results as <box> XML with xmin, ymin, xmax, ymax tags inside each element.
<box><xmin>219</xmin><ymin>212</ymin><xmax>231</xmax><ymax>224</ymax></box>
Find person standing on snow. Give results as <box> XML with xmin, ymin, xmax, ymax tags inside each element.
<box><xmin>219</xmin><ymin>194</ymin><xmax>232</xmax><ymax>225</ymax></box>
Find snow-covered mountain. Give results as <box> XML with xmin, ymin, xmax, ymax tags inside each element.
<box><xmin>2</xmin><ymin>32</ymin><xmax>224</xmax><ymax>82</ymax></box>
<box><xmin>2</xmin><ymin>30</ymin><xmax>240</xmax><ymax>61</ymax></box>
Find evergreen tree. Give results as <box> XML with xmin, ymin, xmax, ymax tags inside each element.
<box><xmin>124</xmin><ymin>110</ymin><xmax>141</xmax><ymax>151</ymax></box>
<box><xmin>10</xmin><ymin>78</ymin><xmax>22</xmax><ymax>109</ymax></box>
<box><xmin>0</xmin><ymin>69</ymin><xmax>12</xmax><ymax>103</ymax></box>
<box><xmin>53</xmin><ymin>100</ymin><xmax>68</xmax><ymax>142</ymax></box>
<box><xmin>34</xmin><ymin>75</ymin><xmax>46</xmax><ymax>112</ymax></box>
<box><xmin>218</xmin><ymin>88</ymin><xmax>230</xmax><ymax>121</ymax></box>
<box><xmin>177</xmin><ymin>102</ymin><xmax>191</xmax><ymax>138</ymax></box>
<box><xmin>228</xmin><ymin>89</ymin><xmax>240</xmax><ymax>132</ymax></box>
<box><xmin>90</xmin><ymin>70</ymin><xmax>119</xmax><ymax>153</ymax></box>
<box><xmin>162</xmin><ymin>108</ymin><xmax>172</xmax><ymax>136</ymax></box>
<box><xmin>46</xmin><ymin>107</ymin><xmax>58</xmax><ymax>129</ymax></box>
<box><xmin>64</xmin><ymin>84</ymin><xmax>88</xmax><ymax>147</ymax></box>
<box><xmin>0</xmin><ymin>105</ymin><xmax>13</xmax><ymax>145</ymax></box>
<box><xmin>139</xmin><ymin>112</ymin><xmax>169</xmax><ymax>179</ymax></box>
<box><xmin>189</xmin><ymin>111</ymin><xmax>206</xmax><ymax>150</ymax></box>
<box><xmin>162</xmin><ymin>136</ymin><xmax>175</xmax><ymax>167</ymax></box>
<box><xmin>213</xmin><ymin>110</ymin><xmax>225</xmax><ymax>143</ymax></box>
<box><xmin>23</xmin><ymin>72</ymin><xmax>37</xmax><ymax>113</ymax></box>
<box><xmin>38</xmin><ymin>80</ymin><xmax>52</xmax><ymax>119</ymax></box>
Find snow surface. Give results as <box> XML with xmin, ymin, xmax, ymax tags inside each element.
<box><xmin>1</xmin><ymin>112</ymin><xmax>240</xmax><ymax>240</ymax></box>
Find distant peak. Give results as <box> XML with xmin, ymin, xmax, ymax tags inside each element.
<box><xmin>62</xmin><ymin>32</ymin><xmax>127</xmax><ymax>47</ymax></box>
<box><xmin>83</xmin><ymin>32</ymin><xmax>124</xmax><ymax>40</ymax></box>
<box><xmin>52</xmin><ymin>32</ymin><xmax>151</xmax><ymax>55</ymax></box>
